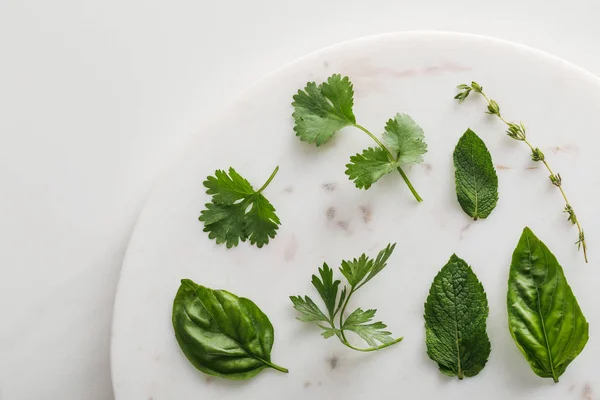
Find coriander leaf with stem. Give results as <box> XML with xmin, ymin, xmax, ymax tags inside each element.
<box><xmin>292</xmin><ymin>74</ymin><xmax>427</xmax><ymax>202</ymax></box>
<box><xmin>455</xmin><ymin>82</ymin><xmax>588</xmax><ymax>263</ymax></box>
<box><xmin>199</xmin><ymin>166</ymin><xmax>281</xmax><ymax>248</ymax></box>
<box><xmin>290</xmin><ymin>243</ymin><xmax>403</xmax><ymax>352</ymax></box>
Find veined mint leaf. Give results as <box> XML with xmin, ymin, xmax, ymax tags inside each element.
<box><xmin>382</xmin><ymin>113</ymin><xmax>427</xmax><ymax>165</ymax></box>
<box><xmin>508</xmin><ymin>227</ymin><xmax>589</xmax><ymax>382</ymax></box>
<box><xmin>453</xmin><ymin>129</ymin><xmax>498</xmax><ymax>220</ymax></box>
<box><xmin>424</xmin><ymin>254</ymin><xmax>491</xmax><ymax>379</ymax></box>
<box><xmin>345</xmin><ymin>147</ymin><xmax>396</xmax><ymax>189</ymax></box>
<box><xmin>199</xmin><ymin>167</ymin><xmax>280</xmax><ymax>248</ymax></box>
<box><xmin>292</xmin><ymin>74</ymin><xmax>356</xmax><ymax>146</ymax></box>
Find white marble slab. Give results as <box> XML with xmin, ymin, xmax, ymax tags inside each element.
<box><xmin>110</xmin><ymin>32</ymin><xmax>600</xmax><ymax>399</ymax></box>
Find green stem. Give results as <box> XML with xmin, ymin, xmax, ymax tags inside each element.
<box><xmin>341</xmin><ymin>336</ymin><xmax>404</xmax><ymax>352</ymax></box>
<box><xmin>264</xmin><ymin>360</ymin><xmax>289</xmax><ymax>373</ymax></box>
<box><xmin>353</xmin><ymin>123</ymin><xmax>423</xmax><ymax>202</ymax></box>
<box><xmin>257</xmin><ymin>165</ymin><xmax>279</xmax><ymax>193</ymax></box>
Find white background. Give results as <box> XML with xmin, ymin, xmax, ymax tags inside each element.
<box><xmin>1</xmin><ymin>1</ymin><xmax>599</xmax><ymax>399</ymax></box>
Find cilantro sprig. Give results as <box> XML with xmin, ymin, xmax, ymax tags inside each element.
<box><xmin>199</xmin><ymin>166</ymin><xmax>280</xmax><ymax>248</ymax></box>
<box><xmin>290</xmin><ymin>244</ymin><xmax>403</xmax><ymax>352</ymax></box>
<box><xmin>292</xmin><ymin>74</ymin><xmax>427</xmax><ymax>202</ymax></box>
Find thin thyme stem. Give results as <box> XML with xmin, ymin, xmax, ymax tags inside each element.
<box><xmin>353</xmin><ymin>123</ymin><xmax>423</xmax><ymax>202</ymax></box>
<box><xmin>469</xmin><ymin>88</ymin><xmax>588</xmax><ymax>262</ymax></box>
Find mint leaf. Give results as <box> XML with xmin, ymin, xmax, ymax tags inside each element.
<box><xmin>453</xmin><ymin>129</ymin><xmax>498</xmax><ymax>220</ymax></box>
<box><xmin>311</xmin><ymin>263</ymin><xmax>341</xmax><ymax>320</ymax></box>
<box><xmin>173</xmin><ymin>279</ymin><xmax>288</xmax><ymax>379</ymax></box>
<box><xmin>508</xmin><ymin>227</ymin><xmax>589</xmax><ymax>382</ymax></box>
<box><xmin>424</xmin><ymin>254</ymin><xmax>491</xmax><ymax>379</ymax></box>
<box><xmin>291</xmin><ymin>244</ymin><xmax>403</xmax><ymax>352</ymax></box>
<box><xmin>292</xmin><ymin>74</ymin><xmax>356</xmax><ymax>146</ymax></box>
<box><xmin>343</xmin><ymin>308</ymin><xmax>395</xmax><ymax>347</ymax></box>
<box><xmin>383</xmin><ymin>113</ymin><xmax>428</xmax><ymax>165</ymax></box>
<box><xmin>345</xmin><ymin>147</ymin><xmax>396</xmax><ymax>189</ymax></box>
<box><xmin>199</xmin><ymin>166</ymin><xmax>280</xmax><ymax>248</ymax></box>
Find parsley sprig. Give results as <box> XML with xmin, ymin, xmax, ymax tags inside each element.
<box><xmin>199</xmin><ymin>166</ymin><xmax>280</xmax><ymax>248</ymax></box>
<box><xmin>456</xmin><ymin>82</ymin><xmax>588</xmax><ymax>262</ymax></box>
<box><xmin>290</xmin><ymin>244</ymin><xmax>403</xmax><ymax>352</ymax></box>
<box><xmin>292</xmin><ymin>74</ymin><xmax>427</xmax><ymax>202</ymax></box>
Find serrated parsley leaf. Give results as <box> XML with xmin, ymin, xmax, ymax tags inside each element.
<box><xmin>291</xmin><ymin>244</ymin><xmax>402</xmax><ymax>352</ymax></box>
<box><xmin>292</xmin><ymin>74</ymin><xmax>356</xmax><ymax>146</ymax></box>
<box><xmin>345</xmin><ymin>147</ymin><xmax>397</xmax><ymax>189</ymax></box>
<box><xmin>424</xmin><ymin>254</ymin><xmax>491</xmax><ymax>379</ymax></box>
<box><xmin>199</xmin><ymin>167</ymin><xmax>280</xmax><ymax>248</ymax></box>
<box><xmin>311</xmin><ymin>263</ymin><xmax>341</xmax><ymax>320</ymax></box>
<box><xmin>383</xmin><ymin>113</ymin><xmax>428</xmax><ymax>165</ymax></box>
<box><xmin>343</xmin><ymin>308</ymin><xmax>395</xmax><ymax>347</ymax></box>
<box><xmin>508</xmin><ymin>227</ymin><xmax>588</xmax><ymax>382</ymax></box>
<box><xmin>453</xmin><ymin>129</ymin><xmax>498</xmax><ymax>220</ymax></box>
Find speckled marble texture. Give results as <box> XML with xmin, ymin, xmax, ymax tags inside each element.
<box><xmin>111</xmin><ymin>33</ymin><xmax>600</xmax><ymax>400</ymax></box>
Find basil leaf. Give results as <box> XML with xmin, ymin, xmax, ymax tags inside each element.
<box><xmin>508</xmin><ymin>227</ymin><xmax>589</xmax><ymax>382</ymax></box>
<box><xmin>453</xmin><ymin>129</ymin><xmax>498</xmax><ymax>220</ymax></box>
<box><xmin>172</xmin><ymin>279</ymin><xmax>288</xmax><ymax>380</ymax></box>
<box><xmin>424</xmin><ymin>254</ymin><xmax>491</xmax><ymax>379</ymax></box>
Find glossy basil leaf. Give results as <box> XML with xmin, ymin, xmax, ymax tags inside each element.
<box><xmin>507</xmin><ymin>227</ymin><xmax>589</xmax><ymax>382</ymax></box>
<box><xmin>172</xmin><ymin>279</ymin><xmax>288</xmax><ymax>380</ymax></box>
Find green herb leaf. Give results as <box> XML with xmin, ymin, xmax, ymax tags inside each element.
<box><xmin>172</xmin><ymin>279</ymin><xmax>288</xmax><ymax>380</ymax></box>
<box><xmin>507</xmin><ymin>227</ymin><xmax>589</xmax><ymax>383</ymax></box>
<box><xmin>292</xmin><ymin>74</ymin><xmax>356</xmax><ymax>146</ymax></box>
<box><xmin>291</xmin><ymin>244</ymin><xmax>402</xmax><ymax>352</ymax></box>
<box><xmin>424</xmin><ymin>254</ymin><xmax>491</xmax><ymax>379</ymax></box>
<box><xmin>382</xmin><ymin>113</ymin><xmax>428</xmax><ymax>165</ymax></box>
<box><xmin>343</xmin><ymin>308</ymin><xmax>395</xmax><ymax>347</ymax></box>
<box><xmin>345</xmin><ymin>147</ymin><xmax>397</xmax><ymax>189</ymax></box>
<box><xmin>199</xmin><ymin>166</ymin><xmax>280</xmax><ymax>248</ymax></box>
<box><xmin>453</xmin><ymin>129</ymin><xmax>499</xmax><ymax>220</ymax></box>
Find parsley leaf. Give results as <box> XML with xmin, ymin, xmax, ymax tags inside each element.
<box><xmin>199</xmin><ymin>166</ymin><xmax>280</xmax><ymax>248</ymax></box>
<box><xmin>383</xmin><ymin>113</ymin><xmax>428</xmax><ymax>165</ymax></box>
<box><xmin>292</xmin><ymin>74</ymin><xmax>427</xmax><ymax>202</ymax></box>
<box><xmin>345</xmin><ymin>147</ymin><xmax>397</xmax><ymax>189</ymax></box>
<box><xmin>453</xmin><ymin>129</ymin><xmax>498</xmax><ymax>220</ymax></box>
<box><xmin>290</xmin><ymin>244</ymin><xmax>403</xmax><ymax>352</ymax></box>
<box><xmin>424</xmin><ymin>254</ymin><xmax>491</xmax><ymax>379</ymax></box>
<box><xmin>292</xmin><ymin>74</ymin><xmax>356</xmax><ymax>146</ymax></box>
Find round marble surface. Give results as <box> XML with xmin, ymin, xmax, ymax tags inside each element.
<box><xmin>111</xmin><ymin>32</ymin><xmax>600</xmax><ymax>399</ymax></box>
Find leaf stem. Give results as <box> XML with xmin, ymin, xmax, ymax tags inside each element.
<box><xmin>256</xmin><ymin>165</ymin><xmax>279</xmax><ymax>193</ymax></box>
<box><xmin>341</xmin><ymin>336</ymin><xmax>404</xmax><ymax>352</ymax></box>
<box><xmin>264</xmin><ymin>360</ymin><xmax>289</xmax><ymax>373</ymax></box>
<box><xmin>464</xmin><ymin>88</ymin><xmax>588</xmax><ymax>262</ymax></box>
<box><xmin>353</xmin><ymin>123</ymin><xmax>423</xmax><ymax>202</ymax></box>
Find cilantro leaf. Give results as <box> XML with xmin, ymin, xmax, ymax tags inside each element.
<box><xmin>424</xmin><ymin>254</ymin><xmax>491</xmax><ymax>379</ymax></box>
<box><xmin>383</xmin><ymin>113</ymin><xmax>428</xmax><ymax>165</ymax></box>
<box><xmin>311</xmin><ymin>263</ymin><xmax>341</xmax><ymax>320</ymax></box>
<box><xmin>199</xmin><ymin>167</ymin><xmax>280</xmax><ymax>248</ymax></box>
<box><xmin>343</xmin><ymin>308</ymin><xmax>395</xmax><ymax>347</ymax></box>
<box><xmin>345</xmin><ymin>147</ymin><xmax>396</xmax><ymax>189</ymax></box>
<box><xmin>292</xmin><ymin>74</ymin><xmax>356</xmax><ymax>146</ymax></box>
<box><xmin>290</xmin><ymin>244</ymin><xmax>402</xmax><ymax>352</ymax></box>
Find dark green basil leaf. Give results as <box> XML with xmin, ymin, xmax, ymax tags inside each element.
<box><xmin>424</xmin><ymin>254</ymin><xmax>491</xmax><ymax>379</ymax></box>
<box><xmin>172</xmin><ymin>279</ymin><xmax>288</xmax><ymax>380</ymax></box>
<box><xmin>507</xmin><ymin>227</ymin><xmax>589</xmax><ymax>382</ymax></box>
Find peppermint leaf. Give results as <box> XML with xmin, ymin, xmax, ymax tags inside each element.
<box><xmin>172</xmin><ymin>279</ymin><xmax>288</xmax><ymax>380</ymax></box>
<box><xmin>382</xmin><ymin>113</ymin><xmax>428</xmax><ymax>165</ymax></box>
<box><xmin>292</xmin><ymin>74</ymin><xmax>356</xmax><ymax>146</ymax></box>
<box><xmin>424</xmin><ymin>254</ymin><xmax>491</xmax><ymax>379</ymax></box>
<box><xmin>345</xmin><ymin>147</ymin><xmax>396</xmax><ymax>189</ymax></box>
<box><xmin>508</xmin><ymin>227</ymin><xmax>589</xmax><ymax>382</ymax></box>
<box><xmin>453</xmin><ymin>129</ymin><xmax>498</xmax><ymax>220</ymax></box>
<box><xmin>199</xmin><ymin>166</ymin><xmax>280</xmax><ymax>248</ymax></box>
